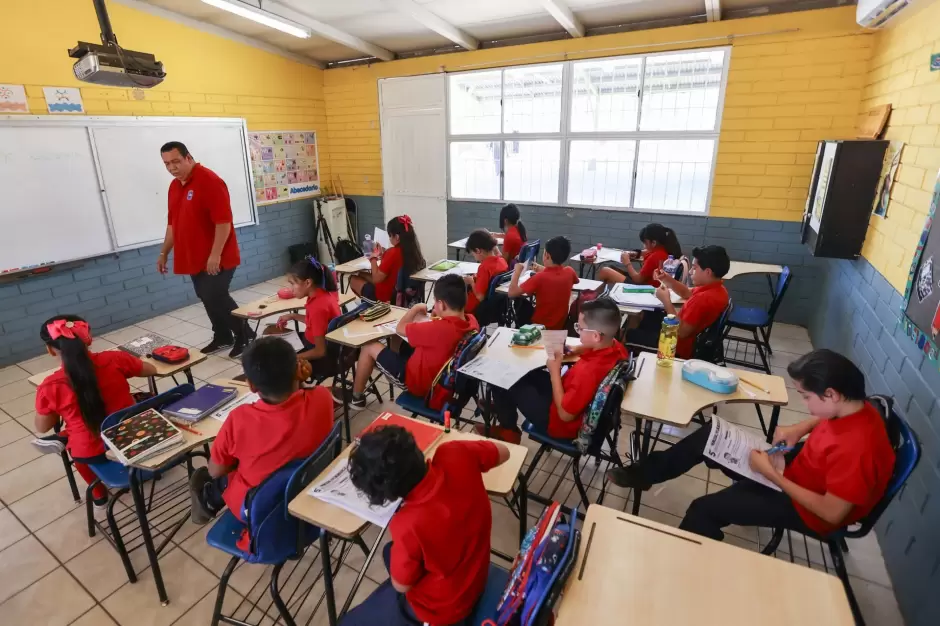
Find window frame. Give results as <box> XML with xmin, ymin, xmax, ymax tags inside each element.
<box><xmin>445</xmin><ymin>46</ymin><xmax>731</xmax><ymax>215</ymax></box>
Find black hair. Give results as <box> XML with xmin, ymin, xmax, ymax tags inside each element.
<box><xmin>39</xmin><ymin>315</ymin><xmax>107</xmax><ymax>435</ymax></box>
<box><xmin>240</xmin><ymin>337</ymin><xmax>298</xmax><ymax>401</ymax></box>
<box><xmin>348</xmin><ymin>426</ymin><xmax>428</xmax><ymax>506</ymax></box>
<box><xmin>160</xmin><ymin>141</ymin><xmax>190</xmax><ymax>158</ymax></box>
<box><xmin>465</xmin><ymin>229</ymin><xmax>499</xmax><ymax>253</ymax></box>
<box><xmin>387</xmin><ymin>216</ymin><xmax>426</xmax><ymax>275</ymax></box>
<box><xmin>787</xmin><ymin>349</ymin><xmax>866</xmax><ymax>401</ymax></box>
<box><xmin>544</xmin><ymin>236</ymin><xmax>571</xmax><ymax>265</ymax></box>
<box><xmin>499</xmin><ymin>203</ymin><xmax>528</xmax><ymax>241</ymax></box>
<box><xmin>287</xmin><ymin>258</ymin><xmax>337</xmax><ymax>292</ymax></box>
<box><xmin>580</xmin><ymin>297</ymin><xmax>621</xmax><ymax>337</ymax></box>
<box><xmin>692</xmin><ymin>245</ymin><xmax>730</xmax><ymax>278</ymax></box>
<box><xmin>639</xmin><ymin>223</ymin><xmax>682</xmax><ymax>259</ymax></box>
<box><xmin>433</xmin><ymin>274</ymin><xmax>467</xmax><ymax>311</ymax></box>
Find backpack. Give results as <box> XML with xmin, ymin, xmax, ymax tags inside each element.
<box><xmin>565</xmin><ymin>283</ymin><xmax>606</xmax><ymax>337</ymax></box>
<box><xmin>334</xmin><ymin>238</ymin><xmax>363</xmax><ymax>265</ymax></box>
<box><xmin>150</xmin><ymin>345</ymin><xmax>190</xmax><ymax>364</ymax></box>
<box><xmin>575</xmin><ymin>358</ymin><xmax>635</xmax><ymax>454</ymax></box>
<box><xmin>426</xmin><ymin>330</ymin><xmax>485</xmax><ymax>411</ymax></box>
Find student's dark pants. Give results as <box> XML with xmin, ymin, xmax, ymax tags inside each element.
<box><xmin>638</xmin><ymin>424</ymin><xmax>811</xmax><ymax>541</ymax></box>
<box><xmin>298</xmin><ymin>334</ymin><xmax>339</xmax><ymax>380</ymax></box>
<box><xmin>624</xmin><ymin>309</ymin><xmax>665</xmax><ymax>350</ymax></box>
<box><xmin>191</xmin><ymin>268</ymin><xmax>242</xmax><ymax>343</ymax></box>
<box><xmin>490</xmin><ymin>369</ymin><xmax>553</xmax><ymax>434</ymax></box>
<box><xmin>342</xmin><ymin>543</ymin><xmax>474</xmax><ymax>626</ymax></box>
<box><xmin>194</xmin><ymin>473</ymin><xmax>229</xmax><ymax>517</ymax></box>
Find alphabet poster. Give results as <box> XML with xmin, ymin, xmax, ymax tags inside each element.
<box><xmin>901</xmin><ymin>171</ymin><xmax>940</xmax><ymax>365</ymax></box>
<box><xmin>248</xmin><ymin>130</ymin><xmax>320</xmax><ymax>205</ymax></box>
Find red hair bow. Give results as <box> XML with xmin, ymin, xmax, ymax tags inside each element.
<box><xmin>47</xmin><ymin>319</ymin><xmax>92</xmax><ymax>346</ymax></box>
<box><xmin>397</xmin><ymin>214</ymin><xmax>413</xmax><ymax>232</ymax></box>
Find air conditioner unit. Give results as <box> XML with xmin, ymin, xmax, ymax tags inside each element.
<box><xmin>857</xmin><ymin>0</ymin><xmax>926</xmax><ymax>28</ymax></box>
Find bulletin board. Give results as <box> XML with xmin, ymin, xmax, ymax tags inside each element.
<box><xmin>248</xmin><ymin>130</ymin><xmax>320</xmax><ymax>205</ymax></box>
<box><xmin>901</xmin><ymin>172</ymin><xmax>940</xmax><ymax>365</ymax></box>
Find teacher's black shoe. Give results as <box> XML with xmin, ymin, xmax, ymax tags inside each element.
<box><xmin>228</xmin><ymin>340</ymin><xmax>247</xmax><ymax>359</ymax></box>
<box><xmin>200</xmin><ymin>337</ymin><xmax>234</xmax><ymax>355</ymax></box>
<box><xmin>606</xmin><ymin>465</ymin><xmax>652</xmax><ymax>491</ymax></box>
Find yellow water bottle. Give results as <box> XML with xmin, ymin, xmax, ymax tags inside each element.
<box><xmin>657</xmin><ymin>314</ymin><xmax>679</xmax><ymax>367</ymax></box>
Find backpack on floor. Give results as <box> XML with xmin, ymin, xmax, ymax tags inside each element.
<box><xmin>334</xmin><ymin>238</ymin><xmax>363</xmax><ymax>265</ymax></box>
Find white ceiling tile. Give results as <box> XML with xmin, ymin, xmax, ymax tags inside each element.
<box><xmin>569</xmin><ymin>0</ymin><xmax>705</xmax><ymax>27</ymax></box>
<box><xmin>419</xmin><ymin>0</ymin><xmax>545</xmax><ymax>26</ymax></box>
<box><xmin>273</xmin><ymin>0</ymin><xmax>391</xmax><ymax>22</ymax></box>
<box><xmin>462</xmin><ymin>13</ymin><xmax>567</xmax><ymax>41</ymax></box>
<box><xmin>332</xmin><ymin>11</ymin><xmax>452</xmax><ymax>52</ymax></box>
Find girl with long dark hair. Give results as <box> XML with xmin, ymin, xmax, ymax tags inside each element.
<box><xmin>349</xmin><ymin>215</ymin><xmax>426</xmax><ymax>303</ymax></box>
<box><xmin>498</xmin><ymin>203</ymin><xmax>528</xmax><ymax>263</ymax></box>
<box><xmin>598</xmin><ymin>223</ymin><xmax>682</xmax><ymax>287</ymax></box>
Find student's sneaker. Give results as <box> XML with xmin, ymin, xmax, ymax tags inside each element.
<box><xmin>31</xmin><ymin>437</ymin><xmax>66</xmax><ymax>455</ymax></box>
<box><xmin>201</xmin><ymin>337</ymin><xmax>234</xmax><ymax>355</ymax></box>
<box><xmin>606</xmin><ymin>465</ymin><xmax>652</xmax><ymax>492</ymax></box>
<box><xmin>188</xmin><ymin>467</ymin><xmax>216</xmax><ymax>525</ymax></box>
<box><xmin>472</xmin><ymin>424</ymin><xmax>522</xmax><ymax>445</ymax></box>
<box><xmin>331</xmin><ymin>389</ymin><xmax>367</xmax><ymax>412</ymax></box>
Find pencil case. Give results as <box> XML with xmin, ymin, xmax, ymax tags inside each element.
<box><xmin>681</xmin><ymin>360</ymin><xmax>738</xmax><ymax>394</ymax></box>
<box><xmin>511</xmin><ymin>324</ymin><xmax>544</xmax><ymax>346</ymax></box>
<box><xmin>360</xmin><ymin>302</ymin><xmax>391</xmax><ymax>322</ymax></box>
<box><xmin>579</xmin><ymin>248</ymin><xmax>597</xmax><ymax>262</ymax></box>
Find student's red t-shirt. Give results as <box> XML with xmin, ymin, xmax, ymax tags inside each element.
<box><xmin>210</xmin><ymin>387</ymin><xmax>334</xmax><ymax>517</ymax></box>
<box><xmin>637</xmin><ymin>245</ymin><xmax>669</xmax><ymax>286</ymax></box>
<box><xmin>467</xmin><ymin>255</ymin><xmax>509</xmax><ymax>313</ymax></box>
<box><xmin>503</xmin><ymin>225</ymin><xmax>524</xmax><ymax>261</ymax></box>
<box><xmin>35</xmin><ymin>351</ymin><xmax>145</xmax><ymax>458</ymax></box>
<box><xmin>167</xmin><ymin>164</ymin><xmax>241</xmax><ymax>276</ymax></box>
<box><xmin>374</xmin><ymin>245</ymin><xmax>403</xmax><ymax>303</ymax></box>
<box><xmin>676</xmin><ymin>281</ymin><xmax>729</xmax><ymax>359</ymax></box>
<box><xmin>783</xmin><ymin>402</ymin><xmax>895</xmax><ymax>535</ymax></box>
<box><xmin>405</xmin><ymin>314</ymin><xmax>480</xmax><ymax>396</ymax></box>
<box><xmin>389</xmin><ymin>441</ymin><xmax>502</xmax><ymax>625</ymax></box>
<box><xmin>303</xmin><ymin>289</ymin><xmax>341</xmax><ymax>343</ymax></box>
<box><xmin>521</xmin><ymin>265</ymin><xmax>579</xmax><ymax>330</ymax></box>
<box><xmin>549</xmin><ymin>341</ymin><xmax>628</xmax><ymax>440</ymax></box>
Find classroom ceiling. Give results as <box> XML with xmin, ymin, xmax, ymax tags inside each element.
<box><xmin>136</xmin><ymin>0</ymin><xmax>854</xmax><ymax>66</ymax></box>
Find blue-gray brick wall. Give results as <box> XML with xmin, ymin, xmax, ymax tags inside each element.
<box><xmin>349</xmin><ymin>195</ymin><xmax>385</xmax><ymax>243</ymax></box>
<box><xmin>0</xmin><ymin>199</ymin><xmax>315</xmax><ymax>367</ymax></box>
<box><xmin>808</xmin><ymin>256</ymin><xmax>940</xmax><ymax>626</ymax></box>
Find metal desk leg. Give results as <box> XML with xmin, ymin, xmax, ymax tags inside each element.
<box><xmin>766</xmin><ymin>405</ymin><xmax>781</xmax><ymax>444</ymax></box>
<box><xmin>517</xmin><ymin>472</ymin><xmax>528</xmax><ymax>546</ymax></box>
<box><xmin>340</xmin><ymin>527</ymin><xmax>388</xmax><ymax>618</ymax></box>
<box><xmin>339</xmin><ymin>347</ymin><xmax>351</xmax><ymax>443</ymax></box>
<box><xmin>320</xmin><ymin>531</ymin><xmax>338</xmax><ymax>626</ymax></box>
<box><xmin>147</xmin><ymin>376</ymin><xmax>158</xmax><ymax>396</ymax></box>
<box><xmin>631</xmin><ymin>419</ymin><xmax>654</xmax><ymax>516</ymax></box>
<box><xmin>184</xmin><ymin>368</ymin><xmax>195</xmax><ymax>386</ymax></box>
<box><xmin>130</xmin><ymin>469</ymin><xmax>169</xmax><ymax>605</ymax></box>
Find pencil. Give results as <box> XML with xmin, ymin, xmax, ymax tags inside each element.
<box><xmin>175</xmin><ymin>422</ymin><xmax>203</xmax><ymax>436</ymax></box>
<box><xmin>510</xmin><ymin>344</ymin><xmax>544</xmax><ymax>350</ymax></box>
<box><xmin>738</xmin><ymin>376</ymin><xmax>770</xmax><ymax>394</ymax></box>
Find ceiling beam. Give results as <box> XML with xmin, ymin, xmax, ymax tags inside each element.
<box><xmin>266</xmin><ymin>1</ymin><xmax>395</xmax><ymax>61</ymax></box>
<box><xmin>704</xmin><ymin>0</ymin><xmax>721</xmax><ymax>22</ymax></box>
<box><xmin>536</xmin><ymin>0</ymin><xmax>585</xmax><ymax>38</ymax></box>
<box><xmin>386</xmin><ymin>0</ymin><xmax>479</xmax><ymax>51</ymax></box>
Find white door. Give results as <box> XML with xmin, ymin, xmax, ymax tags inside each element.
<box><xmin>379</xmin><ymin>74</ymin><xmax>447</xmax><ymax>263</ymax></box>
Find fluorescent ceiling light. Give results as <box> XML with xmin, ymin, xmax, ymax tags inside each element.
<box><xmin>200</xmin><ymin>0</ymin><xmax>311</xmax><ymax>38</ymax></box>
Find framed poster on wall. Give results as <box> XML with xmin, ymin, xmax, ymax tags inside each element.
<box><xmin>248</xmin><ymin>130</ymin><xmax>320</xmax><ymax>205</ymax></box>
<box><xmin>901</xmin><ymin>171</ymin><xmax>940</xmax><ymax>366</ymax></box>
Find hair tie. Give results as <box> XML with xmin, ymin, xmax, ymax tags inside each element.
<box><xmin>398</xmin><ymin>214</ymin><xmax>413</xmax><ymax>232</ymax></box>
<box><xmin>47</xmin><ymin>320</ymin><xmax>92</xmax><ymax>346</ymax></box>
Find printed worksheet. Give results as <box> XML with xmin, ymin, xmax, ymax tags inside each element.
<box><xmin>704</xmin><ymin>416</ymin><xmax>784</xmax><ymax>491</ymax></box>
<box><xmin>212</xmin><ymin>392</ymin><xmax>260</xmax><ymax>422</ymax></box>
<box><xmin>458</xmin><ymin>353</ymin><xmax>531</xmax><ymax>389</ymax></box>
<box><xmin>308</xmin><ymin>463</ymin><xmax>400</xmax><ymax>527</ymax></box>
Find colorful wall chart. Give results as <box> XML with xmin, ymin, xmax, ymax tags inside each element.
<box><xmin>248</xmin><ymin>131</ymin><xmax>320</xmax><ymax>205</ymax></box>
<box><xmin>0</xmin><ymin>84</ymin><xmax>28</xmax><ymax>112</ymax></box>
<box><xmin>901</xmin><ymin>171</ymin><xmax>940</xmax><ymax>366</ymax></box>
<box><xmin>43</xmin><ymin>86</ymin><xmax>84</xmax><ymax>113</ymax></box>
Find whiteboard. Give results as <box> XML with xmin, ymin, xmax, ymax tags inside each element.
<box><xmin>92</xmin><ymin>121</ymin><xmax>255</xmax><ymax>248</ymax></box>
<box><xmin>0</xmin><ymin>126</ymin><xmax>113</xmax><ymax>271</ymax></box>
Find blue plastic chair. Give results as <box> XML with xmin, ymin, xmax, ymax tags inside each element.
<box><xmin>517</xmin><ymin>239</ymin><xmax>541</xmax><ymax>265</ymax></box>
<box><xmin>692</xmin><ymin>299</ymin><xmax>733</xmax><ymax>365</ymax></box>
<box><xmin>393</xmin><ymin>266</ymin><xmax>425</xmax><ymax>308</ymax></box>
<box><xmin>207</xmin><ymin>421</ymin><xmax>344</xmax><ymax>626</ymax></box>
<box><xmin>475</xmin><ymin>269</ymin><xmax>514</xmax><ymax>327</ymax></box>
<box><xmin>760</xmin><ymin>395</ymin><xmax>920</xmax><ymax>626</ymax></box>
<box><xmin>723</xmin><ymin>266</ymin><xmax>792</xmax><ymax>373</ymax></box>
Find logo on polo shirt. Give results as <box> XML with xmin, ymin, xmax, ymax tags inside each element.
<box><xmin>186</xmin><ymin>189</ymin><xmax>194</xmax><ymax>201</ymax></box>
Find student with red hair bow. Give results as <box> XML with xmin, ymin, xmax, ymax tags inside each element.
<box><xmin>349</xmin><ymin>215</ymin><xmax>426</xmax><ymax>303</ymax></box>
<box><xmin>31</xmin><ymin>315</ymin><xmax>157</xmax><ymax>508</ymax></box>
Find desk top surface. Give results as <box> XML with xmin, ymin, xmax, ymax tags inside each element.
<box><xmin>726</xmin><ymin>261</ymin><xmax>784</xmax><ymax>280</ymax></box>
<box><xmin>28</xmin><ymin>348</ymin><xmax>208</xmax><ymax>387</ymax></box>
<box><xmin>232</xmin><ymin>291</ymin><xmax>356</xmax><ymax>320</ymax></box>
<box><xmin>324</xmin><ymin>305</ymin><xmax>408</xmax><ymax>347</ymax></box>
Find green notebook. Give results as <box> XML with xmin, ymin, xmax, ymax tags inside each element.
<box><xmin>620</xmin><ymin>285</ymin><xmax>656</xmax><ymax>294</ymax></box>
<box><xmin>430</xmin><ymin>260</ymin><xmax>459</xmax><ymax>271</ymax></box>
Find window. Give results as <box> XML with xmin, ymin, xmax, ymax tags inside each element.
<box><xmin>447</xmin><ymin>48</ymin><xmax>729</xmax><ymax>213</ymax></box>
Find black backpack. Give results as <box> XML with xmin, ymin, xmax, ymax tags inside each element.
<box><xmin>334</xmin><ymin>239</ymin><xmax>363</xmax><ymax>264</ymax></box>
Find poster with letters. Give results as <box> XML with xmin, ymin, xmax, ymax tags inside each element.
<box><xmin>901</xmin><ymin>171</ymin><xmax>940</xmax><ymax>365</ymax></box>
<box><xmin>248</xmin><ymin>131</ymin><xmax>320</xmax><ymax>205</ymax></box>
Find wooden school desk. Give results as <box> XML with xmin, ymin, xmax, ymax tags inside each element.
<box><xmin>333</xmin><ymin>256</ymin><xmax>373</xmax><ymax>291</ymax></box>
<box><xmin>569</xmin><ymin>246</ymin><xmax>627</xmax><ymax>278</ymax></box>
<box><xmin>410</xmin><ymin>261</ymin><xmax>480</xmax><ymax>282</ymax></box>
<box><xmin>288</xmin><ymin>414</ymin><xmax>529</xmax><ymax>626</ymax></box>
<box><xmin>232</xmin><ymin>290</ymin><xmax>356</xmax><ymax>335</ymax></box>
<box><xmin>620</xmin><ymin>352</ymin><xmax>788</xmax><ymax>513</ymax></box>
<box><xmin>555</xmin><ymin>504</ymin><xmax>853</xmax><ymax>626</ymax></box>
<box><xmin>449</xmin><ymin>235</ymin><xmax>504</xmax><ymax>260</ymax></box>
<box><xmin>28</xmin><ymin>348</ymin><xmax>207</xmax><ymax>396</ymax></box>
<box><xmin>495</xmin><ymin>274</ymin><xmax>603</xmax><ymax>295</ymax></box>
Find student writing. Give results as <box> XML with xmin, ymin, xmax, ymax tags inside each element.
<box><xmin>498</xmin><ymin>203</ymin><xmax>527</xmax><ymax>263</ymax></box>
<box><xmin>341</xmin><ymin>425</ymin><xmax>511</xmax><ymax>626</ymax></box>
<box><xmin>607</xmin><ymin>349</ymin><xmax>896</xmax><ymax>541</ymax></box>
<box><xmin>349</xmin><ymin>215</ymin><xmax>426</xmax><ymax>303</ymax></box>
<box><xmin>598</xmin><ymin>223</ymin><xmax>681</xmax><ymax>287</ymax></box>
<box><xmin>189</xmin><ymin>337</ymin><xmax>334</xmax><ymax>524</ymax></box>
<box><xmin>464</xmin><ymin>229</ymin><xmax>509</xmax><ymax>326</ymax></box>
<box><xmin>507</xmin><ymin>235</ymin><xmax>578</xmax><ymax>330</ymax></box>
<box><xmin>33</xmin><ymin>315</ymin><xmax>157</xmax><ymax>508</ymax></box>
<box><xmin>277</xmin><ymin>257</ymin><xmax>341</xmax><ymax>379</ymax></box>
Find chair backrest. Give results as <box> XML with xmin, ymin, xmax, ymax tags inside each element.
<box><xmin>100</xmin><ymin>384</ymin><xmax>195</xmax><ymax>432</ymax></box>
<box><xmin>285</xmin><ymin>421</ymin><xmax>344</xmax><ymax>550</ymax></box>
<box><xmin>576</xmin><ymin>357</ymin><xmax>636</xmax><ymax>454</ymax></box>
<box><xmin>487</xmin><ymin>269</ymin><xmax>515</xmax><ymax>298</ymax></box>
<box><xmin>844</xmin><ymin>395</ymin><xmax>921</xmax><ymax>538</ymax></box>
<box><xmin>518</xmin><ymin>239</ymin><xmax>541</xmax><ymax>265</ymax></box>
<box><xmin>241</xmin><ymin>458</ymin><xmax>305</xmax><ymax>563</ymax></box>
<box><xmin>394</xmin><ymin>266</ymin><xmax>425</xmax><ymax>308</ymax></box>
<box><xmin>765</xmin><ymin>266</ymin><xmax>793</xmax><ymax>322</ymax></box>
<box><xmin>692</xmin><ymin>299</ymin><xmax>733</xmax><ymax>364</ymax></box>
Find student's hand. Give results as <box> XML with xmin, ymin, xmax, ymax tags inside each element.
<box><xmin>206</xmin><ymin>254</ymin><xmax>222</xmax><ymax>275</ymax></box>
<box><xmin>370</xmin><ymin>244</ymin><xmax>383</xmax><ymax>259</ymax></box>
<box><xmin>514</xmin><ymin>262</ymin><xmax>526</xmax><ymax>274</ymax></box>
<box><xmin>545</xmin><ymin>354</ymin><xmax>563</xmax><ymax>376</ymax></box>
<box><xmin>157</xmin><ymin>253</ymin><xmax>168</xmax><ymax>275</ymax></box>
<box><xmin>748</xmin><ymin>449</ymin><xmax>779</xmax><ymax>480</ymax></box>
<box><xmin>463</xmin><ymin>275</ymin><xmax>475</xmax><ymax>285</ymax></box>
<box><xmin>620</xmin><ymin>251</ymin><xmax>633</xmax><ymax>264</ymax></box>
<box><xmin>410</xmin><ymin>303</ymin><xmax>428</xmax><ymax>316</ymax></box>
<box><xmin>653</xmin><ymin>268</ymin><xmax>667</xmax><ymax>284</ymax></box>
<box><xmin>296</xmin><ymin>358</ymin><xmax>312</xmax><ymax>382</ymax></box>
<box><xmin>276</xmin><ymin>314</ymin><xmax>291</xmax><ymax>328</ymax></box>
<box><xmin>772</xmin><ymin>424</ymin><xmax>803</xmax><ymax>448</ymax></box>
<box><xmin>655</xmin><ymin>283</ymin><xmax>671</xmax><ymax>305</ymax></box>
<box><xmin>532</xmin><ymin>262</ymin><xmax>544</xmax><ymax>273</ymax></box>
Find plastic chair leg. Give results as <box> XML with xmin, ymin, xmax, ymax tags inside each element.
<box><xmin>828</xmin><ymin>539</ymin><xmax>865</xmax><ymax>626</ymax></box>
<box><xmin>211</xmin><ymin>556</ymin><xmax>239</xmax><ymax>626</ymax></box>
<box><xmin>107</xmin><ymin>494</ymin><xmax>137</xmax><ymax>584</ymax></box>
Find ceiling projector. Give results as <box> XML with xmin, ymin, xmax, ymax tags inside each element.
<box><xmin>68</xmin><ymin>0</ymin><xmax>166</xmax><ymax>88</ymax></box>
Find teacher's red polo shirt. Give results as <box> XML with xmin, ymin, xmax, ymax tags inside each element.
<box><xmin>168</xmin><ymin>164</ymin><xmax>240</xmax><ymax>275</ymax></box>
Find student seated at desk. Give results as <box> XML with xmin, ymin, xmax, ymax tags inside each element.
<box><xmin>608</xmin><ymin>349</ymin><xmax>895</xmax><ymax>541</ymax></box>
<box><xmin>626</xmin><ymin>245</ymin><xmax>730</xmax><ymax>359</ymax></box>
<box><xmin>349</xmin><ymin>215</ymin><xmax>426</xmax><ymax>303</ymax></box>
<box><xmin>597</xmin><ymin>223</ymin><xmax>681</xmax><ymax>287</ymax></box>
<box><xmin>189</xmin><ymin>337</ymin><xmax>334</xmax><ymax>524</ymax></box>
<box><xmin>486</xmin><ymin>298</ymin><xmax>627</xmax><ymax>444</ymax></box>
<box><xmin>499</xmin><ymin>202</ymin><xmax>528</xmax><ymax>263</ymax></box>
<box><xmin>507</xmin><ymin>235</ymin><xmax>578</xmax><ymax>330</ymax></box>
<box><xmin>340</xmin><ymin>275</ymin><xmax>480</xmax><ymax>411</ymax></box>
<box><xmin>31</xmin><ymin>315</ymin><xmax>158</xmax><ymax>508</ymax></box>
<box><xmin>342</xmin><ymin>425</ymin><xmax>511</xmax><ymax>626</ymax></box>
<box><xmin>276</xmin><ymin>257</ymin><xmax>341</xmax><ymax>379</ymax></box>
<box><xmin>464</xmin><ymin>229</ymin><xmax>509</xmax><ymax>326</ymax></box>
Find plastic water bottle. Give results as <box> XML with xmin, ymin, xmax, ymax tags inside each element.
<box><xmin>657</xmin><ymin>315</ymin><xmax>679</xmax><ymax>367</ymax></box>
<box><xmin>362</xmin><ymin>234</ymin><xmax>373</xmax><ymax>256</ymax></box>
<box><xmin>663</xmin><ymin>255</ymin><xmax>679</xmax><ymax>278</ymax></box>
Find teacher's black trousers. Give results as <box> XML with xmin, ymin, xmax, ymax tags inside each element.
<box><xmin>191</xmin><ymin>269</ymin><xmax>242</xmax><ymax>343</ymax></box>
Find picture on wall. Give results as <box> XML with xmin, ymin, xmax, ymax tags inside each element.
<box><xmin>901</xmin><ymin>170</ymin><xmax>940</xmax><ymax>365</ymax></box>
<box><xmin>248</xmin><ymin>131</ymin><xmax>320</xmax><ymax>205</ymax></box>
<box><xmin>872</xmin><ymin>141</ymin><xmax>904</xmax><ymax>218</ymax></box>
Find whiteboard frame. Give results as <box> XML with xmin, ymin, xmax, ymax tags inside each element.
<box><xmin>0</xmin><ymin>115</ymin><xmax>258</xmax><ymax>265</ymax></box>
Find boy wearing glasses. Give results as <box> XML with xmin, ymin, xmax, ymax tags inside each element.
<box><xmin>484</xmin><ymin>297</ymin><xmax>627</xmax><ymax>444</ymax></box>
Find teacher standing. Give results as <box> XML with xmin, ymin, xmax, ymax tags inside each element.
<box><xmin>157</xmin><ymin>141</ymin><xmax>248</xmax><ymax>358</ymax></box>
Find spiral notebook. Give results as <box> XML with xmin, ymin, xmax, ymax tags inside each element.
<box><xmin>101</xmin><ymin>409</ymin><xmax>183</xmax><ymax>465</ymax></box>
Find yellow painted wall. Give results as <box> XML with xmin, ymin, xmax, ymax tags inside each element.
<box><xmin>858</xmin><ymin>0</ymin><xmax>940</xmax><ymax>292</ymax></box>
<box><xmin>0</xmin><ymin>0</ymin><xmax>330</xmax><ymax>183</ymax></box>
<box><xmin>324</xmin><ymin>6</ymin><xmax>872</xmax><ymax>221</ymax></box>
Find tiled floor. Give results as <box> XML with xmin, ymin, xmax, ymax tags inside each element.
<box><xmin>0</xmin><ymin>278</ymin><xmax>906</xmax><ymax>625</ymax></box>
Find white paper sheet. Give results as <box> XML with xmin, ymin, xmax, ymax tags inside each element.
<box><xmin>610</xmin><ymin>291</ymin><xmax>663</xmax><ymax>309</ymax></box>
<box><xmin>703</xmin><ymin>416</ymin><xmax>784</xmax><ymax>492</ymax></box>
<box><xmin>308</xmin><ymin>463</ymin><xmax>400</xmax><ymax>527</ymax></box>
<box><xmin>345</xmin><ymin>257</ymin><xmax>371</xmax><ymax>271</ymax></box>
<box><xmin>458</xmin><ymin>353</ymin><xmax>532</xmax><ymax>389</ymax></box>
<box><xmin>573</xmin><ymin>278</ymin><xmax>601</xmax><ymax>292</ymax></box>
<box><xmin>598</xmin><ymin>247</ymin><xmax>625</xmax><ymax>263</ymax></box>
<box><xmin>541</xmin><ymin>330</ymin><xmax>568</xmax><ymax>360</ymax></box>
<box><xmin>373</xmin><ymin>227</ymin><xmax>391</xmax><ymax>249</ymax></box>
<box><xmin>212</xmin><ymin>392</ymin><xmax>260</xmax><ymax>422</ymax></box>
<box><xmin>284</xmin><ymin>332</ymin><xmax>305</xmax><ymax>351</ymax></box>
